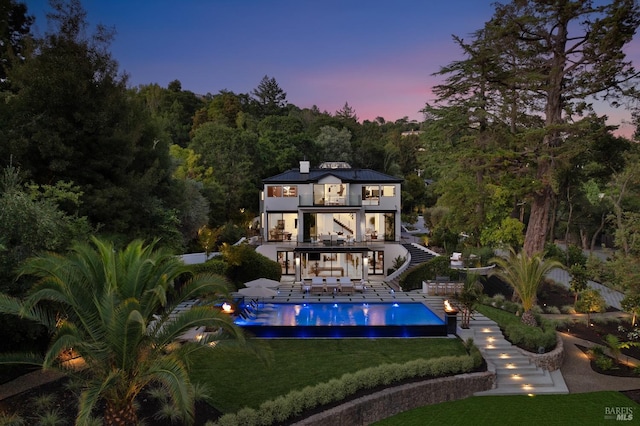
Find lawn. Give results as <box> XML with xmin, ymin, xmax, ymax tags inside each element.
<box><xmin>374</xmin><ymin>392</ymin><xmax>640</xmax><ymax>425</ymax></box>
<box><xmin>190</xmin><ymin>337</ymin><xmax>467</xmax><ymax>413</ymax></box>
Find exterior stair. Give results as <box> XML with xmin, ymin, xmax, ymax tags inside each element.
<box><xmin>457</xmin><ymin>313</ymin><xmax>568</xmax><ymax>396</ymax></box>
<box><xmin>386</xmin><ymin>244</ymin><xmax>435</xmax><ymax>290</ymax></box>
<box><xmin>401</xmin><ymin>243</ymin><xmax>434</xmax><ymax>267</ymax></box>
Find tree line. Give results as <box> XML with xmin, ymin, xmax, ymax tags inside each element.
<box><xmin>3</xmin><ymin>0</ymin><xmax>640</xmax><ymax>299</ymax></box>
<box><xmin>0</xmin><ymin>0</ymin><xmax>427</xmax><ymax>294</ymax></box>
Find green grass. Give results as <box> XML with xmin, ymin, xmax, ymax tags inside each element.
<box><xmin>374</xmin><ymin>392</ymin><xmax>640</xmax><ymax>425</ymax></box>
<box><xmin>476</xmin><ymin>304</ymin><xmax>521</xmax><ymax>325</ymax></box>
<box><xmin>190</xmin><ymin>338</ymin><xmax>466</xmax><ymax>413</ymax></box>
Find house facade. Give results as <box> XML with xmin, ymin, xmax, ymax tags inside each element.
<box><xmin>257</xmin><ymin>161</ymin><xmax>404</xmax><ymax>281</ymax></box>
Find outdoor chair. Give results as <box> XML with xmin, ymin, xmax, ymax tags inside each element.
<box><xmin>325</xmin><ymin>277</ymin><xmax>339</xmax><ymax>293</ymax></box>
<box><xmin>339</xmin><ymin>277</ymin><xmax>354</xmax><ymax>294</ymax></box>
<box><xmin>311</xmin><ymin>277</ymin><xmax>325</xmax><ymax>294</ymax></box>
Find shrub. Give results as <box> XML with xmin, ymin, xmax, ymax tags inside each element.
<box><xmin>234</xmin><ymin>407</ymin><xmax>259</xmax><ymax>426</ymax></box>
<box><xmin>35</xmin><ymin>409</ymin><xmax>66</xmax><ymax>426</ymax></box>
<box><xmin>463</xmin><ymin>247</ymin><xmax>495</xmax><ymax>267</ymax></box>
<box><xmin>565</xmin><ymin>244</ymin><xmax>587</xmax><ymax>268</ymax></box>
<box><xmin>479</xmin><ymin>304</ymin><xmax>557</xmax><ymax>352</ymax></box>
<box><xmin>588</xmin><ymin>346</ymin><xmax>605</xmax><ymax>358</ymax></box>
<box><xmin>398</xmin><ymin>256</ymin><xmax>460</xmax><ymax>291</ymax></box>
<box><xmin>190</xmin><ymin>258</ymin><xmax>229</xmax><ymax>276</ymax></box>
<box><xmin>531</xmin><ymin>305</ymin><xmax>544</xmax><ymax>314</ymax></box>
<box><xmin>543</xmin><ymin>243</ymin><xmax>565</xmax><ymax>263</ymax></box>
<box><xmin>595</xmin><ymin>355</ymin><xmax>615</xmax><ymax>371</ymax></box>
<box><xmin>31</xmin><ymin>394</ymin><xmax>56</xmax><ymax>412</ymax></box>
<box><xmin>561</xmin><ymin>305</ymin><xmax>576</xmax><ymax>314</ymax></box>
<box><xmin>0</xmin><ymin>412</ymin><xmax>25</xmax><ymax>426</ymax></box>
<box><xmin>492</xmin><ymin>294</ymin><xmax>506</xmax><ymax>304</ymax></box>
<box><xmin>154</xmin><ymin>401</ymin><xmax>183</xmax><ymax>423</ymax></box>
<box><xmin>503</xmin><ymin>322</ymin><xmax>557</xmax><ymax>352</ymax></box>
<box><xmin>545</xmin><ymin>306</ymin><xmax>561</xmax><ymax>314</ymax></box>
<box><xmin>221</xmin><ymin>244</ymin><xmax>281</xmax><ymax>285</ymax></box>
<box><xmin>586</xmin><ymin>255</ymin><xmax>616</xmax><ymax>286</ymax></box>
<box><xmin>501</xmin><ymin>300</ymin><xmax>521</xmax><ymax>314</ymax></box>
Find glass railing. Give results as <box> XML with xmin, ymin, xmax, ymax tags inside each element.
<box><xmin>299</xmin><ymin>194</ymin><xmax>362</xmax><ymax>207</ymax></box>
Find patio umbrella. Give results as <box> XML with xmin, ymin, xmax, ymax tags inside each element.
<box><xmin>237</xmin><ymin>286</ymin><xmax>278</xmax><ymax>298</ymax></box>
<box><xmin>243</xmin><ymin>278</ymin><xmax>281</xmax><ymax>288</ymax></box>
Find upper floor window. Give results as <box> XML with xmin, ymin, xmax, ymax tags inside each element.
<box><xmin>362</xmin><ymin>185</ymin><xmax>380</xmax><ymax>205</ymax></box>
<box><xmin>267</xmin><ymin>185</ymin><xmax>297</xmax><ymax>197</ymax></box>
<box><xmin>382</xmin><ymin>185</ymin><xmax>395</xmax><ymax>197</ymax></box>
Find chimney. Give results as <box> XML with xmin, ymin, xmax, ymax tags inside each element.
<box><xmin>300</xmin><ymin>160</ymin><xmax>310</xmax><ymax>174</ymax></box>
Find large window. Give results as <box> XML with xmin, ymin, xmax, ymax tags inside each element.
<box><xmin>384</xmin><ymin>212</ymin><xmax>395</xmax><ymax>241</ymax></box>
<box><xmin>267</xmin><ymin>185</ymin><xmax>297</xmax><ymax>197</ymax></box>
<box><xmin>267</xmin><ymin>213</ymin><xmax>298</xmax><ymax>241</ymax></box>
<box><xmin>364</xmin><ymin>212</ymin><xmax>395</xmax><ymax>241</ymax></box>
<box><xmin>367</xmin><ymin>250</ymin><xmax>384</xmax><ymax>275</ymax></box>
<box><xmin>363</xmin><ymin>185</ymin><xmax>395</xmax><ymax>205</ymax></box>
<box><xmin>382</xmin><ymin>185</ymin><xmax>395</xmax><ymax>196</ymax></box>
<box><xmin>278</xmin><ymin>251</ymin><xmax>295</xmax><ymax>275</ymax></box>
<box><xmin>301</xmin><ymin>252</ymin><xmax>364</xmax><ymax>279</ymax></box>
<box><xmin>314</xmin><ymin>183</ymin><xmax>347</xmax><ymax>205</ymax></box>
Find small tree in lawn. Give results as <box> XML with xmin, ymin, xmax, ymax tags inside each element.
<box><xmin>198</xmin><ymin>225</ymin><xmax>221</xmax><ymax>257</ymax></box>
<box><xmin>575</xmin><ymin>288</ymin><xmax>607</xmax><ymax>326</ymax></box>
<box><xmin>569</xmin><ymin>264</ymin><xmax>589</xmax><ymax>305</ymax></box>
<box><xmin>621</xmin><ymin>292</ymin><xmax>640</xmax><ymax>327</ymax></box>
<box><xmin>454</xmin><ymin>274</ymin><xmax>484</xmax><ymax>329</ymax></box>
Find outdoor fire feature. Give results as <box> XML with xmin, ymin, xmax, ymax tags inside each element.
<box><xmin>444</xmin><ymin>299</ymin><xmax>459</xmax><ymax>334</ymax></box>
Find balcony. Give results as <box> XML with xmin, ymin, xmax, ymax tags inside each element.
<box><xmin>299</xmin><ymin>194</ymin><xmax>362</xmax><ymax>207</ymax></box>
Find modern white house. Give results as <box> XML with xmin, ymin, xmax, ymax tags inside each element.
<box><xmin>256</xmin><ymin>160</ymin><xmax>405</xmax><ymax>282</ymax></box>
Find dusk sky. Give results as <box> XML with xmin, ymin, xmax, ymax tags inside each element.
<box><xmin>25</xmin><ymin>0</ymin><xmax>640</xmax><ymax>136</ymax></box>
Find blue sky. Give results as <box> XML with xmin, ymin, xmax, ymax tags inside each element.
<box><xmin>24</xmin><ymin>0</ymin><xmax>640</xmax><ymax>135</ymax></box>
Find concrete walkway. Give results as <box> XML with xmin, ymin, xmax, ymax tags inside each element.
<box><xmin>458</xmin><ymin>313</ymin><xmax>569</xmax><ymax>395</ymax></box>
<box><xmin>559</xmin><ymin>333</ymin><xmax>640</xmax><ymax>393</ymax></box>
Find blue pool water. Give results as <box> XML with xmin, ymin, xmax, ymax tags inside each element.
<box><xmin>235</xmin><ymin>302</ymin><xmax>448</xmax><ymax>338</ymax></box>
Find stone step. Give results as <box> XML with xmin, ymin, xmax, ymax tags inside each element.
<box><xmin>476</xmin><ymin>385</ymin><xmax>560</xmax><ymax>396</ymax></box>
<box><xmin>497</xmin><ymin>370</ymin><xmax>550</xmax><ymax>381</ymax></box>
<box><xmin>488</xmin><ymin>354</ymin><xmax>532</xmax><ymax>364</ymax></box>
<box><xmin>479</xmin><ymin>342</ymin><xmax>514</xmax><ymax>350</ymax></box>
<box><xmin>495</xmin><ymin>365</ymin><xmax>544</xmax><ymax>375</ymax></box>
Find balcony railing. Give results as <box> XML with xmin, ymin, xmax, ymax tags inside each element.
<box><xmin>298</xmin><ymin>194</ymin><xmax>363</xmax><ymax>207</ymax></box>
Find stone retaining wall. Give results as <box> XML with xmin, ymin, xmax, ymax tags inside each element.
<box><xmin>517</xmin><ymin>332</ymin><xmax>565</xmax><ymax>371</ymax></box>
<box><xmin>293</xmin><ymin>371</ymin><xmax>495</xmax><ymax>426</ymax></box>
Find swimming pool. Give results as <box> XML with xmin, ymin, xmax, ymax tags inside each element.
<box><xmin>235</xmin><ymin>302</ymin><xmax>449</xmax><ymax>338</ymax></box>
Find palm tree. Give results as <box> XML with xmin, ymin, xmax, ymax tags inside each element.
<box><xmin>490</xmin><ymin>248</ymin><xmax>561</xmax><ymax>327</ymax></box>
<box><xmin>0</xmin><ymin>237</ymin><xmax>249</xmax><ymax>426</ymax></box>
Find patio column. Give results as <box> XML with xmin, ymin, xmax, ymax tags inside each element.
<box><xmin>363</xmin><ymin>256</ymin><xmax>368</xmax><ymax>281</ymax></box>
<box><xmin>295</xmin><ymin>255</ymin><xmax>301</xmax><ymax>282</ymax></box>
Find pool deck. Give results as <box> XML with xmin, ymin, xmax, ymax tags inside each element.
<box><xmin>245</xmin><ymin>277</ymin><xmax>451</xmax><ymax>320</ymax></box>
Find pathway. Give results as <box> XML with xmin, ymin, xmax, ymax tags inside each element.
<box><xmin>458</xmin><ymin>313</ymin><xmax>569</xmax><ymax>395</ymax></box>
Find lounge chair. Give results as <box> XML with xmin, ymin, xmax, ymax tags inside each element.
<box><xmin>325</xmin><ymin>277</ymin><xmax>339</xmax><ymax>293</ymax></box>
<box><xmin>311</xmin><ymin>277</ymin><xmax>324</xmax><ymax>294</ymax></box>
<box><xmin>339</xmin><ymin>277</ymin><xmax>354</xmax><ymax>294</ymax></box>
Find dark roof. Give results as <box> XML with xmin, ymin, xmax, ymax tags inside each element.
<box><xmin>262</xmin><ymin>168</ymin><xmax>403</xmax><ymax>184</ymax></box>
